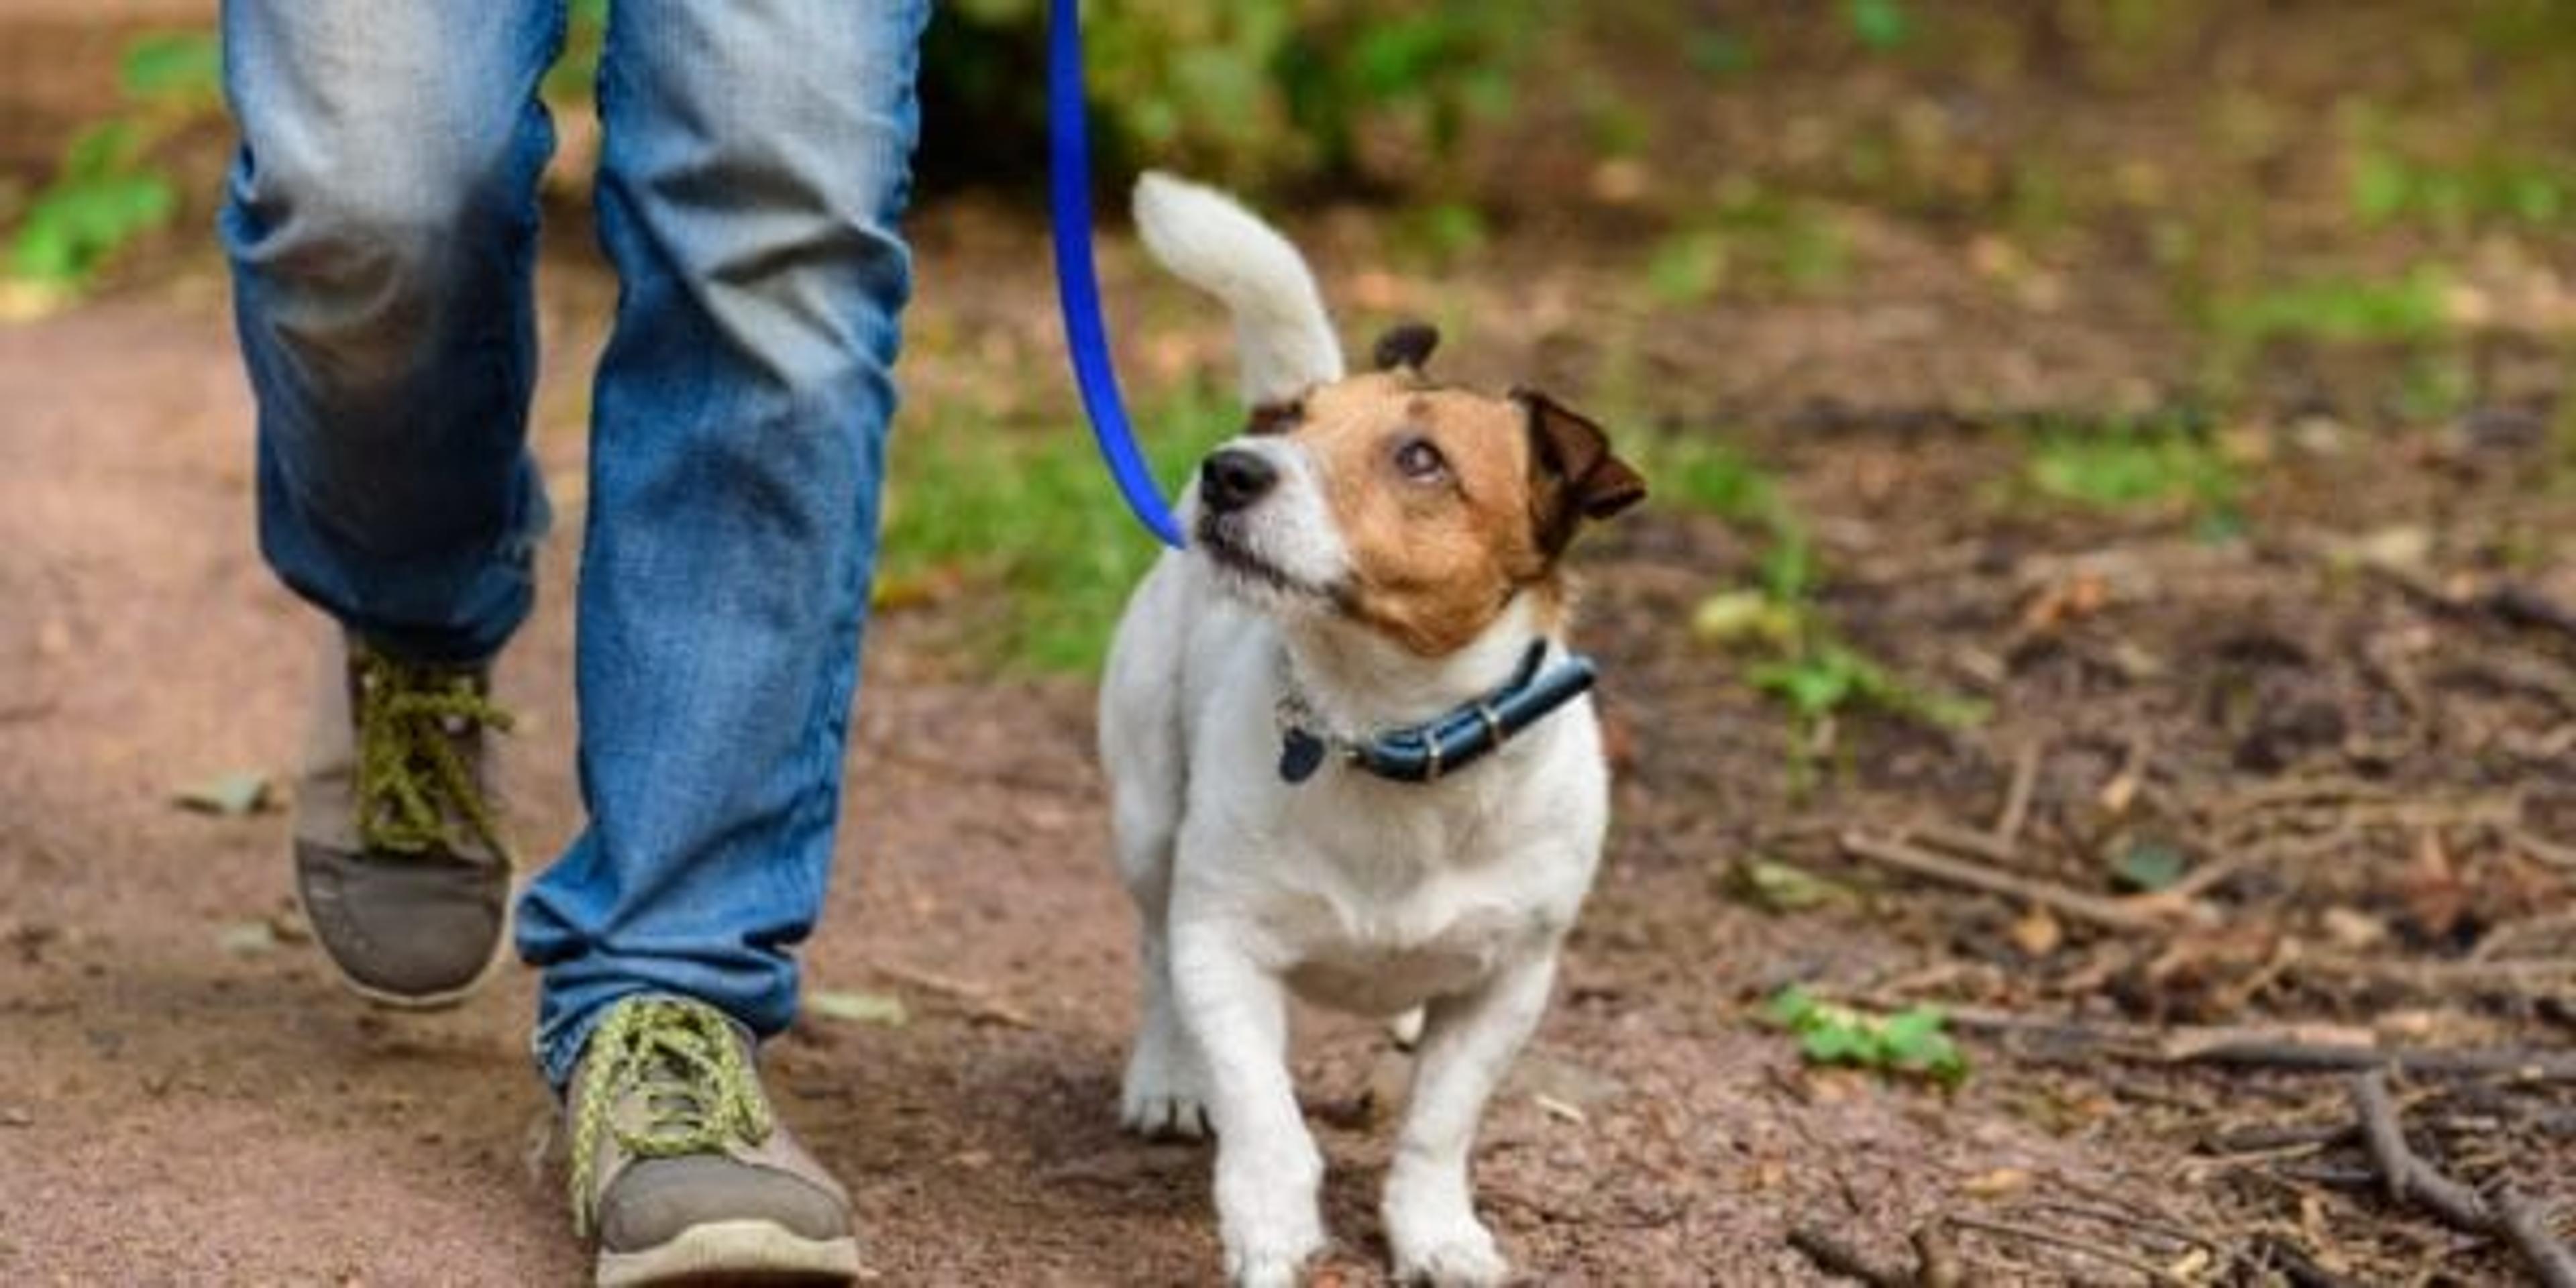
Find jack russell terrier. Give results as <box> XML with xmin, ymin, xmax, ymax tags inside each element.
<box><xmin>1098</xmin><ymin>172</ymin><xmax>1645</xmax><ymax>1287</ymax></box>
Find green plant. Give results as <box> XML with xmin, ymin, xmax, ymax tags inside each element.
<box><xmin>1686</xmin><ymin>487</ymin><xmax>1986</xmax><ymax>765</ymax></box>
<box><xmin>7</xmin><ymin>30</ymin><xmax>223</xmax><ymax>292</ymax></box>
<box><xmin>1629</xmin><ymin>432</ymin><xmax>1774</xmax><ymax>524</ymax></box>
<box><xmin>1764</xmin><ymin>986</ymin><xmax>1967</xmax><ymax>1087</ymax></box>
<box><xmin>2348</xmin><ymin>138</ymin><xmax>2574</xmax><ymax>233</ymax></box>
<box><xmin>1844</xmin><ymin>0</ymin><xmax>1913</xmax><ymax>53</ymax></box>
<box><xmin>876</xmin><ymin>378</ymin><xmax>1233</xmax><ymax>673</ymax></box>
<box><xmin>2023</xmin><ymin>422</ymin><xmax>2238</xmax><ymax>513</ymax></box>
<box><xmin>2213</xmin><ymin>267</ymin><xmax>2453</xmax><ymax>347</ymax></box>
<box><xmin>921</xmin><ymin>0</ymin><xmax>1540</xmax><ymax>195</ymax></box>
<box><xmin>1750</xmin><ymin>641</ymin><xmax>1986</xmax><ymax>734</ymax></box>
<box><xmin>1671</xmin><ymin>186</ymin><xmax>1852</xmax><ymax>299</ymax></box>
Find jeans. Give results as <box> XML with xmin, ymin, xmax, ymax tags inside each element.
<box><xmin>220</xmin><ymin>0</ymin><xmax>929</xmax><ymax>1088</ymax></box>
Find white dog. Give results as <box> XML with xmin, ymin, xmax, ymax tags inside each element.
<box><xmin>1097</xmin><ymin>173</ymin><xmax>1645</xmax><ymax>1287</ymax></box>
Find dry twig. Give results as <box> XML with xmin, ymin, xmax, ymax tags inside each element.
<box><xmin>1993</xmin><ymin>739</ymin><xmax>2041</xmax><ymax>845</ymax></box>
<box><xmin>1932</xmin><ymin>1006</ymin><xmax>2576</xmax><ymax>1081</ymax></box>
<box><xmin>1945</xmin><ymin>1212</ymin><xmax>2194</xmax><ymax>1285</ymax></box>
<box><xmin>1839</xmin><ymin>830</ymin><xmax>2170</xmax><ymax>932</ymax></box>
<box><xmin>2349</xmin><ymin>1070</ymin><xmax>2576</xmax><ymax>1288</ymax></box>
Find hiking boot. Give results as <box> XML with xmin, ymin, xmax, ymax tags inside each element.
<box><xmin>568</xmin><ymin>996</ymin><xmax>861</xmax><ymax>1287</ymax></box>
<box><xmin>292</xmin><ymin>630</ymin><xmax>515</xmax><ymax>1008</ymax></box>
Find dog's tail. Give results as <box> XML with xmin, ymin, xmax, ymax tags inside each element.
<box><xmin>1133</xmin><ymin>171</ymin><xmax>1345</xmax><ymax>407</ymax></box>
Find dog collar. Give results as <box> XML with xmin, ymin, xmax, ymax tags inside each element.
<box><xmin>1275</xmin><ymin>641</ymin><xmax>1598</xmax><ymax>785</ymax></box>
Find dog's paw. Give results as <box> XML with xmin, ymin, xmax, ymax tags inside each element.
<box><xmin>1120</xmin><ymin>1040</ymin><xmax>1212</xmax><ymax>1140</ymax></box>
<box><xmin>1224</xmin><ymin>1226</ymin><xmax>1325</xmax><ymax>1288</ymax></box>
<box><xmin>1386</xmin><ymin>1007</ymin><xmax>1426</xmax><ymax>1051</ymax></box>
<box><xmin>1390</xmin><ymin>1218</ymin><xmax>1508</xmax><ymax>1287</ymax></box>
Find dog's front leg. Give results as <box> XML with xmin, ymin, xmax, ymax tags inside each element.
<box><xmin>1384</xmin><ymin>952</ymin><xmax>1556</xmax><ymax>1287</ymax></box>
<box><xmin>1171</xmin><ymin>922</ymin><xmax>1324</xmax><ymax>1287</ymax></box>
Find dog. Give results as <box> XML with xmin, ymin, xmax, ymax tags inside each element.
<box><xmin>1097</xmin><ymin>172</ymin><xmax>1645</xmax><ymax>1287</ymax></box>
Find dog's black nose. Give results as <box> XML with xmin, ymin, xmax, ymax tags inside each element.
<box><xmin>1199</xmin><ymin>448</ymin><xmax>1278</xmax><ymax>513</ymax></box>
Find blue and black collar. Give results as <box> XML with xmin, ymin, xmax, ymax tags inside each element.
<box><xmin>1275</xmin><ymin>641</ymin><xmax>1598</xmax><ymax>785</ymax></box>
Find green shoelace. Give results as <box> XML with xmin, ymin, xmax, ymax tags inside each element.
<box><xmin>352</xmin><ymin>647</ymin><xmax>514</xmax><ymax>859</ymax></box>
<box><xmin>568</xmin><ymin>998</ymin><xmax>775</xmax><ymax>1240</ymax></box>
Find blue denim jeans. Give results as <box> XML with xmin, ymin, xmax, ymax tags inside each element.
<box><xmin>220</xmin><ymin>0</ymin><xmax>928</xmax><ymax>1088</ymax></box>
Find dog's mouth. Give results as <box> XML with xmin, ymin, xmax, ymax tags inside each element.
<box><xmin>1195</xmin><ymin>517</ymin><xmax>1341</xmax><ymax>606</ymax></box>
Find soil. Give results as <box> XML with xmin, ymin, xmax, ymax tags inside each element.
<box><xmin>7</xmin><ymin>5</ymin><xmax>2576</xmax><ymax>1286</ymax></box>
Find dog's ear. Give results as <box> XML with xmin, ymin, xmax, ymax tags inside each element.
<box><xmin>1372</xmin><ymin>321</ymin><xmax>1440</xmax><ymax>373</ymax></box>
<box><xmin>1518</xmin><ymin>388</ymin><xmax>1646</xmax><ymax>555</ymax></box>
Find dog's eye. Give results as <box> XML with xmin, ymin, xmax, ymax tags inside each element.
<box><xmin>1393</xmin><ymin>437</ymin><xmax>1449</xmax><ymax>482</ymax></box>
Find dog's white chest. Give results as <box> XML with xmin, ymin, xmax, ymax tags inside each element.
<box><xmin>1281</xmin><ymin>898</ymin><xmax>1544</xmax><ymax>1016</ymax></box>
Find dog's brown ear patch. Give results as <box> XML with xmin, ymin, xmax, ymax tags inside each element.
<box><xmin>1372</xmin><ymin>321</ymin><xmax>1440</xmax><ymax>372</ymax></box>
<box><xmin>1519</xmin><ymin>388</ymin><xmax>1646</xmax><ymax>553</ymax></box>
<box><xmin>1246</xmin><ymin>399</ymin><xmax>1302</xmax><ymax>436</ymax></box>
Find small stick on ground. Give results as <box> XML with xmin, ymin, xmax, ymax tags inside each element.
<box><xmin>1840</xmin><ymin>830</ymin><xmax>2170</xmax><ymax>932</ymax></box>
<box><xmin>2491</xmin><ymin>1187</ymin><xmax>2576</xmax><ymax>1288</ymax></box>
<box><xmin>1787</xmin><ymin>1224</ymin><xmax>1917</xmax><ymax>1287</ymax></box>
<box><xmin>1930</xmin><ymin>1005</ymin><xmax>2576</xmax><ymax>1081</ymax></box>
<box><xmin>2350</xmin><ymin>1069</ymin><xmax>2576</xmax><ymax>1288</ymax></box>
<box><xmin>1992</xmin><ymin>739</ymin><xmax>2042</xmax><ymax>845</ymax></box>
<box><xmin>1944</xmin><ymin>1212</ymin><xmax>2194</xmax><ymax>1286</ymax></box>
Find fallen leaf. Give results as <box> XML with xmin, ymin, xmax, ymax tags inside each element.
<box><xmin>1515</xmin><ymin>1054</ymin><xmax>1625</xmax><ymax>1112</ymax></box>
<box><xmin>808</xmin><ymin>988</ymin><xmax>908</xmax><ymax>1028</ymax></box>
<box><xmin>1690</xmin><ymin>590</ymin><xmax>1800</xmax><ymax>647</ymax></box>
<box><xmin>2112</xmin><ymin>840</ymin><xmax>2188</xmax><ymax>894</ymax></box>
<box><xmin>1728</xmin><ymin>857</ymin><xmax>1853</xmax><ymax>913</ymax></box>
<box><xmin>217</xmin><ymin>920</ymin><xmax>278</xmax><ymax>957</ymax></box>
<box><xmin>1959</xmin><ymin>1166</ymin><xmax>2032</xmax><ymax>1199</ymax></box>
<box><xmin>2008</xmin><ymin>906</ymin><xmax>2063</xmax><ymax>957</ymax></box>
<box><xmin>1531</xmin><ymin>1092</ymin><xmax>1587</xmax><ymax>1126</ymax></box>
<box><xmin>2320</xmin><ymin>906</ymin><xmax>2387</xmax><ymax>950</ymax></box>
<box><xmin>174</xmin><ymin>770</ymin><xmax>274</xmax><ymax>817</ymax></box>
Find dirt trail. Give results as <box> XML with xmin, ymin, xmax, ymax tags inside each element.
<box><xmin>0</xmin><ymin>250</ymin><xmax>2224</xmax><ymax>1286</ymax></box>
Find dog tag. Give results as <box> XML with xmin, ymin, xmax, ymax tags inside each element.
<box><xmin>1278</xmin><ymin>729</ymin><xmax>1328</xmax><ymax>784</ymax></box>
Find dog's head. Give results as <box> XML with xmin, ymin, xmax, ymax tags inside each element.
<box><xmin>1190</xmin><ymin>323</ymin><xmax>1646</xmax><ymax>656</ymax></box>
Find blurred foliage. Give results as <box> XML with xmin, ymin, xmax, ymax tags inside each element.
<box><xmin>2214</xmin><ymin>268</ymin><xmax>2454</xmax><ymax>347</ymax></box>
<box><xmin>543</xmin><ymin>0</ymin><xmax>614</xmax><ymax>103</ymax></box>
<box><xmin>877</xmin><ymin>376</ymin><xmax>1235</xmax><ymax>673</ymax></box>
<box><xmin>921</xmin><ymin>0</ymin><xmax>1536</xmax><ymax>194</ymax></box>
<box><xmin>7</xmin><ymin>31</ymin><xmax>221</xmax><ymax>293</ymax></box>
<box><xmin>2023</xmin><ymin>419</ymin><xmax>2240</xmax><ymax>517</ymax></box>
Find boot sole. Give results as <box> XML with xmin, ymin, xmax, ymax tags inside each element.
<box><xmin>300</xmin><ymin>881</ymin><xmax>516</xmax><ymax>1013</ymax></box>
<box><xmin>596</xmin><ymin>1220</ymin><xmax>861</xmax><ymax>1287</ymax></box>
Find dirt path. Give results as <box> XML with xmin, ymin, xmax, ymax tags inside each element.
<box><xmin>0</xmin><ymin>248</ymin><xmax>2253</xmax><ymax>1287</ymax></box>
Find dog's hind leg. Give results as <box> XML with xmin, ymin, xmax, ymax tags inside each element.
<box><xmin>1100</xmin><ymin>557</ymin><xmax>1212</xmax><ymax>1138</ymax></box>
<box><xmin>1382</xmin><ymin>953</ymin><xmax>1557</xmax><ymax>1287</ymax></box>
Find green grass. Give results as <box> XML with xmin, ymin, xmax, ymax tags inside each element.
<box><xmin>1625</xmin><ymin>429</ymin><xmax>1776</xmax><ymax>523</ymax></box>
<box><xmin>2023</xmin><ymin>421</ymin><xmax>2239</xmax><ymax>513</ymax></box>
<box><xmin>2211</xmin><ymin>266</ymin><xmax>2453</xmax><ymax>347</ymax></box>
<box><xmin>1643</xmin><ymin>186</ymin><xmax>1853</xmax><ymax>304</ymax></box>
<box><xmin>877</xmin><ymin>380</ymin><xmax>1236</xmax><ymax>674</ymax></box>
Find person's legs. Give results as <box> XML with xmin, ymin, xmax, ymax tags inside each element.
<box><xmin>513</xmin><ymin>0</ymin><xmax>928</xmax><ymax>1277</ymax></box>
<box><xmin>223</xmin><ymin>0</ymin><xmax>564</xmax><ymax>1005</ymax></box>
<box><xmin>519</xmin><ymin>0</ymin><xmax>927</xmax><ymax>1095</ymax></box>
<box><xmin>223</xmin><ymin>0</ymin><xmax>561</xmax><ymax>662</ymax></box>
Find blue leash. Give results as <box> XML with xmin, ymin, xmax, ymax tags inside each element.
<box><xmin>1048</xmin><ymin>0</ymin><xmax>1187</xmax><ymax>549</ymax></box>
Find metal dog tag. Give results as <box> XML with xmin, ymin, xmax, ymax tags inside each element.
<box><xmin>1278</xmin><ymin>729</ymin><xmax>1327</xmax><ymax>784</ymax></box>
